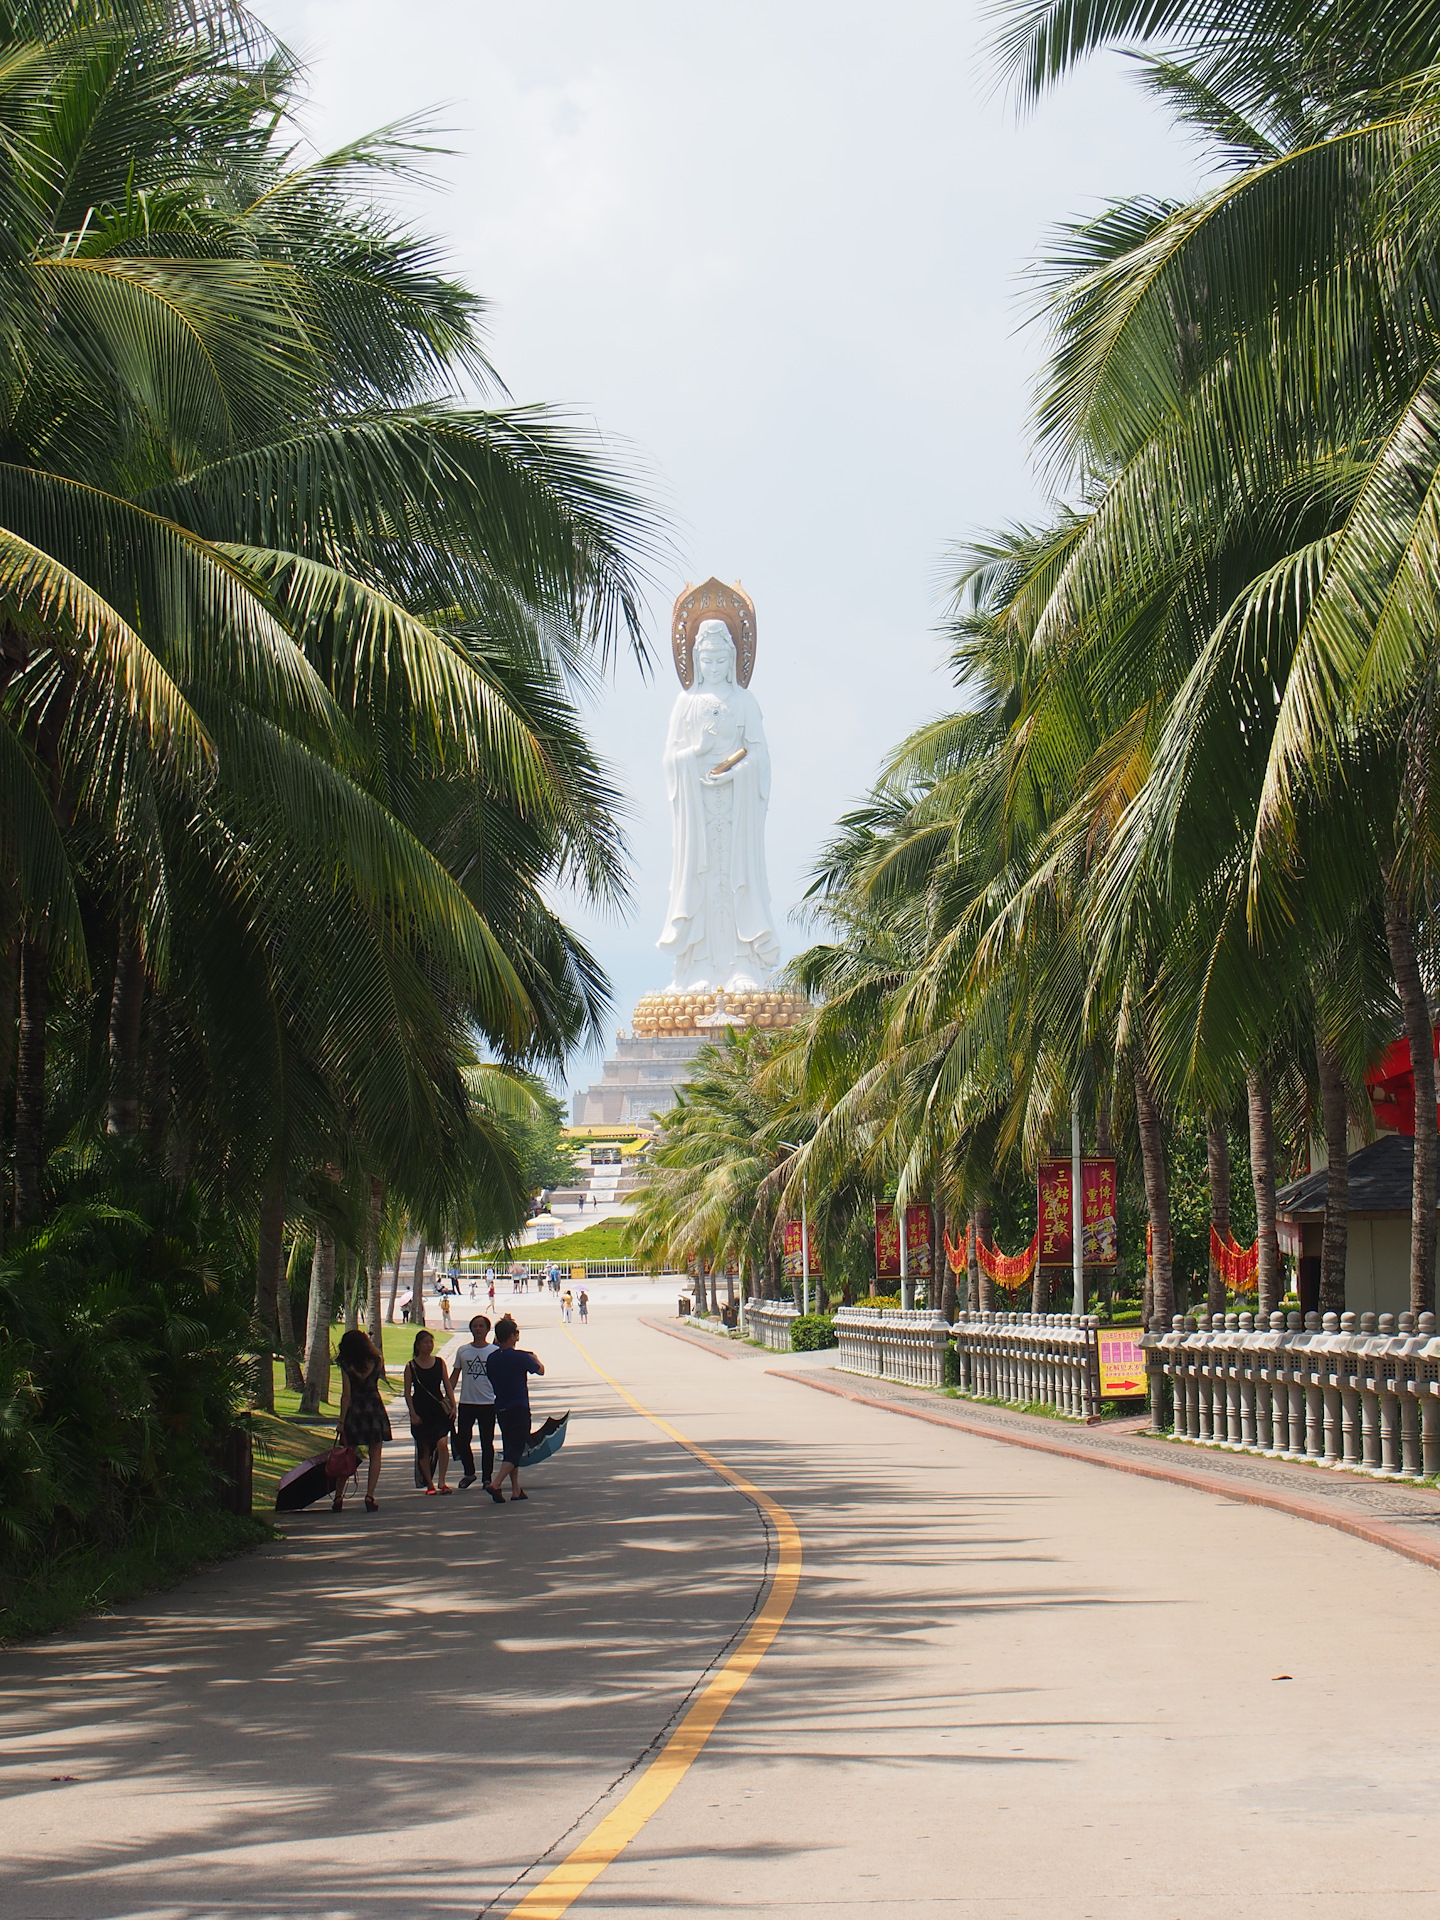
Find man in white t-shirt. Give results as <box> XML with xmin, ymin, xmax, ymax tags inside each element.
<box><xmin>449</xmin><ymin>1315</ymin><xmax>497</xmax><ymax>1490</ymax></box>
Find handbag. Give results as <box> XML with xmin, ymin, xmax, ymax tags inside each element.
<box><xmin>325</xmin><ymin>1424</ymin><xmax>360</xmax><ymax>1484</ymax></box>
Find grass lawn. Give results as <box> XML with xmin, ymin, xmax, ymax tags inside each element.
<box><xmin>490</xmin><ymin>1216</ymin><xmax>634</xmax><ymax>1262</ymax></box>
<box><xmin>250</xmin><ymin>1406</ymin><xmax>340</xmax><ymax>1509</ymax></box>
<box><xmin>264</xmin><ymin>1323</ymin><xmax>452</xmax><ymax>1420</ymax></box>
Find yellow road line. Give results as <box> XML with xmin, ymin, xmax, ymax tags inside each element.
<box><xmin>505</xmin><ymin>1333</ymin><xmax>802</xmax><ymax>1920</ymax></box>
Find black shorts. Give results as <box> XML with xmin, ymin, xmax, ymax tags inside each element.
<box><xmin>497</xmin><ymin>1406</ymin><xmax>530</xmax><ymax>1465</ymax></box>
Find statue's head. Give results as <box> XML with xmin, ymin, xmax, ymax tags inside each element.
<box><xmin>694</xmin><ymin>619</ymin><xmax>736</xmax><ymax>686</ymax></box>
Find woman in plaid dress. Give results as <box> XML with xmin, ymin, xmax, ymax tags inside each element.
<box><xmin>336</xmin><ymin>1329</ymin><xmax>391</xmax><ymax>1513</ymax></box>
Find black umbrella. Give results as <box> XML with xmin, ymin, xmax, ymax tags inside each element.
<box><xmin>275</xmin><ymin>1452</ymin><xmax>332</xmax><ymax>1512</ymax></box>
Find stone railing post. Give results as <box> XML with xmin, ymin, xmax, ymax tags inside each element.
<box><xmin>1128</xmin><ymin>1303</ymin><xmax>1440</xmax><ymax>1481</ymax></box>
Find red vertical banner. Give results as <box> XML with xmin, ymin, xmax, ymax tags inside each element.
<box><xmin>875</xmin><ymin>1202</ymin><xmax>901</xmax><ymax>1282</ymax></box>
<box><xmin>1037</xmin><ymin>1159</ymin><xmax>1073</xmax><ymax>1263</ymax></box>
<box><xmin>1081</xmin><ymin>1157</ymin><xmax>1119</xmax><ymax>1265</ymax></box>
<box><xmin>782</xmin><ymin>1219</ymin><xmax>821</xmax><ymax>1278</ymax></box>
<box><xmin>783</xmin><ymin>1221</ymin><xmax>804</xmax><ymax>1280</ymax></box>
<box><xmin>904</xmin><ymin>1204</ymin><xmax>933</xmax><ymax>1280</ymax></box>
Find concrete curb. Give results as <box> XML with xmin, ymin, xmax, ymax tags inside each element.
<box><xmin>640</xmin><ymin>1314</ymin><xmax>748</xmax><ymax>1360</ymax></box>
<box><xmin>771</xmin><ymin>1368</ymin><xmax>1440</xmax><ymax>1577</ymax></box>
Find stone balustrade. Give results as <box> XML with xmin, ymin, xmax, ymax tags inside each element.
<box><xmin>833</xmin><ymin>1307</ymin><xmax>953</xmax><ymax>1388</ymax></box>
<box><xmin>834</xmin><ymin>1307</ymin><xmax>1102</xmax><ymax>1415</ymax></box>
<box><xmin>949</xmin><ymin>1311</ymin><xmax>1102</xmax><ymax>1421</ymax></box>
<box><xmin>743</xmin><ymin>1298</ymin><xmax>800</xmax><ymax>1351</ymax></box>
<box><xmin>1144</xmin><ymin>1309</ymin><xmax>1440</xmax><ymax>1478</ymax></box>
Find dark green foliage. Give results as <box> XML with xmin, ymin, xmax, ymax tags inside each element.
<box><xmin>1164</xmin><ymin>1114</ymin><xmax>1257</xmax><ymax>1306</ymax></box>
<box><xmin>506</xmin><ymin>1077</ymin><xmax>581</xmax><ymax>1197</ymax></box>
<box><xmin>0</xmin><ymin>1184</ymin><xmax>253</xmax><ymax>1623</ymax></box>
<box><xmin>789</xmin><ymin>1313</ymin><xmax>838</xmax><ymax>1351</ymax></box>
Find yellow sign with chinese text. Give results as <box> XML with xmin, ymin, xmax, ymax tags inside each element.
<box><xmin>1097</xmin><ymin>1327</ymin><xmax>1147</xmax><ymax>1397</ymax></box>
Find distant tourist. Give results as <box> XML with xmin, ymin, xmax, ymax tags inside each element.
<box><xmin>450</xmin><ymin>1315</ymin><xmax>497</xmax><ymax>1491</ymax></box>
<box><xmin>578</xmin><ymin>1288</ymin><xmax>589</xmax><ymax>1324</ymax></box>
<box><xmin>335</xmin><ymin>1329</ymin><xmax>390</xmax><ymax>1513</ymax></box>
<box><xmin>404</xmin><ymin>1330</ymin><xmax>455</xmax><ymax>1494</ymax></box>
<box><xmin>440</xmin><ymin>1291</ymin><xmax>453</xmax><ymax>1330</ymax></box>
<box><xmin>485</xmin><ymin>1315</ymin><xmax>545</xmax><ymax>1504</ymax></box>
<box><xmin>562</xmin><ymin>1288</ymin><xmax>573</xmax><ymax>1323</ymax></box>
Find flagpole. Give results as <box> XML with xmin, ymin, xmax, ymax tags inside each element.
<box><xmin>1072</xmin><ymin>1093</ymin><xmax>1084</xmax><ymax>1316</ymax></box>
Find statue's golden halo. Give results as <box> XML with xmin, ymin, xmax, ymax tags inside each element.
<box><xmin>671</xmin><ymin>577</ymin><xmax>756</xmax><ymax>689</ymax></box>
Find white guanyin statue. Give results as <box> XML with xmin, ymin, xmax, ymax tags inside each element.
<box><xmin>658</xmin><ymin>581</ymin><xmax>780</xmax><ymax>994</ymax></box>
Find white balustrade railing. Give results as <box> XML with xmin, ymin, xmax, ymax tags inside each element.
<box><xmin>948</xmin><ymin>1311</ymin><xmax>1101</xmax><ymax>1421</ymax></box>
<box><xmin>743</xmin><ymin>1298</ymin><xmax>800</xmax><ymax>1351</ymax></box>
<box><xmin>836</xmin><ymin>1307</ymin><xmax>1101</xmax><ymax>1413</ymax></box>
<box><xmin>833</xmin><ymin>1307</ymin><xmax>954</xmax><ymax>1388</ymax></box>
<box><xmin>1144</xmin><ymin>1309</ymin><xmax>1440</xmax><ymax>1478</ymax></box>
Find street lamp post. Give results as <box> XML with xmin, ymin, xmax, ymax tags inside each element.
<box><xmin>780</xmin><ymin>1143</ymin><xmax>810</xmax><ymax>1317</ymax></box>
<box><xmin>1071</xmin><ymin>1092</ymin><xmax>1084</xmax><ymax>1316</ymax></box>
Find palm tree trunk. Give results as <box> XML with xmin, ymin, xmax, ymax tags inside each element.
<box><xmin>106</xmin><ymin>928</ymin><xmax>144</xmax><ymax>1136</ymax></box>
<box><xmin>1247</xmin><ymin>1068</ymin><xmax>1281</xmax><ymax>1318</ymax></box>
<box><xmin>387</xmin><ymin>1247</ymin><xmax>403</xmax><ymax>1323</ymax></box>
<box><xmin>299</xmin><ymin>1232</ymin><xmax>335</xmax><ymax>1415</ymax></box>
<box><xmin>411</xmin><ymin>1239</ymin><xmax>428</xmax><ymax>1327</ymax></box>
<box><xmin>1205</xmin><ymin>1109</ymin><xmax>1230</xmax><ymax>1320</ymax></box>
<box><xmin>14</xmin><ymin>935</ymin><xmax>48</xmax><ymax>1229</ymax></box>
<box><xmin>975</xmin><ymin>1199</ymin><xmax>995</xmax><ymax>1313</ymax></box>
<box><xmin>276</xmin><ymin>1234</ymin><xmax>305</xmax><ymax>1393</ymax></box>
<box><xmin>965</xmin><ymin>1212</ymin><xmax>979</xmax><ymax>1311</ymax></box>
<box><xmin>1133</xmin><ymin>1057</ymin><xmax>1175</xmax><ymax>1327</ymax></box>
<box><xmin>343</xmin><ymin>1253</ymin><xmax>359</xmax><ymax>1331</ymax></box>
<box><xmin>1384</xmin><ymin>888</ymin><xmax>1437</xmax><ymax>1315</ymax></box>
<box><xmin>367</xmin><ymin>1177</ymin><xmax>385</xmax><ymax>1348</ymax></box>
<box><xmin>0</xmin><ymin>929</ymin><xmax>15</xmax><ymax>1252</ymax></box>
<box><xmin>1031</xmin><ymin>1263</ymin><xmax>1050</xmax><ymax>1314</ymax></box>
<box><xmin>140</xmin><ymin>994</ymin><xmax>169</xmax><ymax>1158</ymax></box>
<box><xmin>251</xmin><ymin>1176</ymin><xmax>285</xmax><ymax>1412</ymax></box>
<box><xmin>940</xmin><ymin>1210</ymin><xmax>958</xmax><ymax>1322</ymax></box>
<box><xmin>1316</xmin><ymin>1035</ymin><xmax>1349</xmax><ymax>1316</ymax></box>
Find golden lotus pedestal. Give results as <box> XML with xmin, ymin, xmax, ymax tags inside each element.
<box><xmin>570</xmin><ymin>989</ymin><xmax>809</xmax><ymax>1126</ymax></box>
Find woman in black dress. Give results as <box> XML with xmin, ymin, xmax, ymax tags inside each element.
<box><xmin>336</xmin><ymin>1329</ymin><xmax>391</xmax><ymax>1513</ymax></box>
<box><xmin>404</xmin><ymin>1329</ymin><xmax>456</xmax><ymax>1494</ymax></box>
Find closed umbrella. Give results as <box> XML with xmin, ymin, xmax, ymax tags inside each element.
<box><xmin>522</xmin><ymin>1411</ymin><xmax>570</xmax><ymax>1467</ymax></box>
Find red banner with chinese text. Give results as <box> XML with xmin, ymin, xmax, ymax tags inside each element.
<box><xmin>874</xmin><ymin>1202</ymin><xmax>900</xmax><ymax>1282</ymax></box>
<box><xmin>905</xmin><ymin>1204</ymin><xmax>934</xmax><ymax>1280</ymax></box>
<box><xmin>783</xmin><ymin>1220</ymin><xmax>819</xmax><ymax>1279</ymax></box>
<box><xmin>1081</xmin><ymin>1157</ymin><xmax>1119</xmax><ymax>1265</ymax></box>
<box><xmin>1037</xmin><ymin>1159</ymin><xmax>1073</xmax><ymax>1263</ymax></box>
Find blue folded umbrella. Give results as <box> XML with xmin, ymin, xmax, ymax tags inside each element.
<box><xmin>522</xmin><ymin>1411</ymin><xmax>569</xmax><ymax>1467</ymax></box>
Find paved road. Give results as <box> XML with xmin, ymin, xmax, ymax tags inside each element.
<box><xmin>4</xmin><ymin>1290</ymin><xmax>1439</xmax><ymax>1919</ymax></box>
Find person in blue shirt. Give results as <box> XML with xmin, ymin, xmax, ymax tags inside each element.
<box><xmin>484</xmin><ymin>1315</ymin><xmax>545</xmax><ymax>1503</ymax></box>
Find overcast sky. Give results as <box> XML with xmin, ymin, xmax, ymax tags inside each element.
<box><xmin>261</xmin><ymin>0</ymin><xmax>1203</xmax><ymax>1105</ymax></box>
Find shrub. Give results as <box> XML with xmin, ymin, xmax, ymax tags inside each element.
<box><xmin>0</xmin><ymin>1188</ymin><xmax>251</xmax><ymax>1628</ymax></box>
<box><xmin>790</xmin><ymin>1313</ymin><xmax>838</xmax><ymax>1351</ymax></box>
